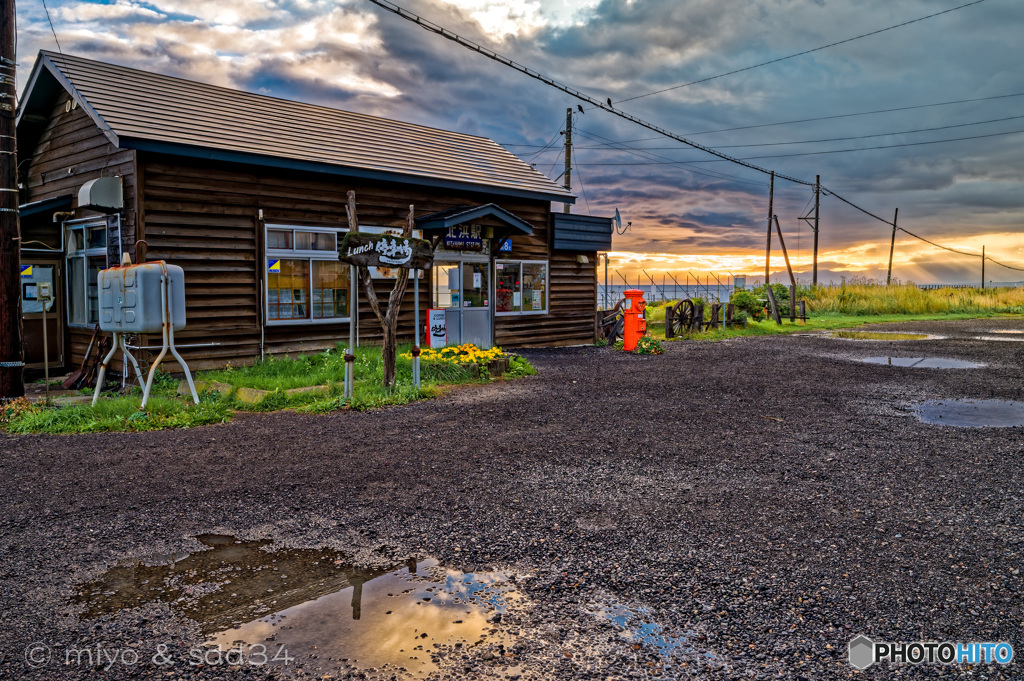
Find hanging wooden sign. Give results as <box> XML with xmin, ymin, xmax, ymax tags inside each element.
<box><xmin>339</xmin><ymin>232</ymin><xmax>434</xmax><ymax>270</ymax></box>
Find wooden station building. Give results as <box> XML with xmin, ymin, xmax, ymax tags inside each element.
<box><xmin>15</xmin><ymin>52</ymin><xmax>612</xmax><ymax>372</ymax></box>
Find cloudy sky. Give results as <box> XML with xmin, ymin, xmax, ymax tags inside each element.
<box><xmin>14</xmin><ymin>0</ymin><xmax>1024</xmax><ymax>284</ymax></box>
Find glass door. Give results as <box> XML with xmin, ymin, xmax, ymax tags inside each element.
<box><xmin>460</xmin><ymin>262</ymin><xmax>491</xmax><ymax>348</ymax></box>
<box><xmin>431</xmin><ymin>261</ymin><xmax>492</xmax><ymax>348</ymax></box>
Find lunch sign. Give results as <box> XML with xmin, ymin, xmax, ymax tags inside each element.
<box><xmin>339</xmin><ymin>233</ymin><xmax>434</xmax><ymax>270</ymax></box>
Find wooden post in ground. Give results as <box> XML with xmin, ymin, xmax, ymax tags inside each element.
<box><xmin>0</xmin><ymin>0</ymin><xmax>24</xmax><ymax>399</ymax></box>
<box><xmin>813</xmin><ymin>175</ymin><xmax>820</xmax><ymax>285</ymax></box>
<box><xmin>765</xmin><ymin>171</ymin><xmax>774</xmax><ymax>284</ymax></box>
<box><xmin>773</xmin><ymin>216</ymin><xmax>797</xmax><ymax>322</ymax></box>
<box><xmin>886</xmin><ymin>208</ymin><xmax>899</xmax><ymax>286</ymax></box>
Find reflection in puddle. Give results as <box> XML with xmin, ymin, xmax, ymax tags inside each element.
<box><xmin>975</xmin><ymin>335</ymin><xmax>1024</xmax><ymax>342</ymax></box>
<box><xmin>859</xmin><ymin>356</ymin><xmax>985</xmax><ymax>369</ymax></box>
<box><xmin>985</xmin><ymin>329</ymin><xmax>1024</xmax><ymax>334</ymax></box>
<box><xmin>74</xmin><ymin>535</ymin><xmax>521</xmax><ymax>678</ymax></box>
<box><xmin>830</xmin><ymin>331</ymin><xmax>938</xmax><ymax>341</ymax></box>
<box><xmin>912</xmin><ymin>399</ymin><xmax>1024</xmax><ymax>428</ymax></box>
<box><xmin>588</xmin><ymin>600</ymin><xmax>691</xmax><ymax>658</ymax></box>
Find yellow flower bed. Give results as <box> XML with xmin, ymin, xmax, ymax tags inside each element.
<box><xmin>402</xmin><ymin>343</ymin><xmax>506</xmax><ymax>364</ymax></box>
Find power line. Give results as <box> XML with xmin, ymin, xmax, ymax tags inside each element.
<box><xmin>570</xmin><ymin>145</ymin><xmax>592</xmax><ymax>215</ymax></box>
<box><xmin>573</xmin><ymin>127</ymin><xmax>767</xmax><ymax>187</ymax></box>
<box><xmin>721</xmin><ymin>127</ymin><xmax>1024</xmax><ymax>160</ymax></box>
<box><xmin>595</xmin><ymin>114</ymin><xmax>1024</xmax><ymax>150</ymax></box>
<box><xmin>364</xmin><ymin>0</ymin><xmax>815</xmax><ymax>187</ymax></box>
<box><xmin>610</xmin><ymin>0</ymin><xmax>988</xmax><ymax>106</ymax></box>
<box><xmin>559</xmin><ymin>91</ymin><xmax>1024</xmax><ymax>147</ymax></box>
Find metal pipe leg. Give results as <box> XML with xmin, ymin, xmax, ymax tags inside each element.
<box><xmin>119</xmin><ymin>335</ymin><xmax>147</xmax><ymax>389</ymax></box>
<box><xmin>141</xmin><ymin>345</ymin><xmax>169</xmax><ymax>410</ymax></box>
<box><xmin>167</xmin><ymin>344</ymin><xmax>199</xmax><ymax>405</ymax></box>
<box><xmin>92</xmin><ymin>332</ymin><xmax>121</xmax><ymax>406</ymax></box>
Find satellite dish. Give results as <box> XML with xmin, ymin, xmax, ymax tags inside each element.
<box><xmin>613</xmin><ymin>208</ymin><xmax>629</xmax><ymax>234</ymax></box>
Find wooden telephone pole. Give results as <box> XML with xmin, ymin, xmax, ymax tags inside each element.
<box><xmin>563</xmin><ymin>107</ymin><xmax>572</xmax><ymax>214</ymax></box>
<box><xmin>0</xmin><ymin>0</ymin><xmax>24</xmax><ymax>399</ymax></box>
<box><xmin>764</xmin><ymin>171</ymin><xmax>774</xmax><ymax>284</ymax></box>
<box><xmin>886</xmin><ymin>208</ymin><xmax>899</xmax><ymax>286</ymax></box>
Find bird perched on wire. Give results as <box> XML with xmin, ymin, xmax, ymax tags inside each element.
<box><xmin>606</xmin><ymin>98</ymin><xmax>613</xmax><ymax>108</ymax></box>
<box><xmin>577</xmin><ymin>105</ymin><xmax>585</xmax><ymax>114</ymax></box>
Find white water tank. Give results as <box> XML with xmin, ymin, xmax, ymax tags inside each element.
<box><xmin>98</xmin><ymin>262</ymin><xmax>185</xmax><ymax>333</ymax></box>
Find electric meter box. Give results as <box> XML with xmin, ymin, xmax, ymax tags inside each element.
<box><xmin>98</xmin><ymin>262</ymin><xmax>186</xmax><ymax>333</ymax></box>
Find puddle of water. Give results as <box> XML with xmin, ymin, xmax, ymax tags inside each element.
<box><xmin>830</xmin><ymin>331</ymin><xmax>939</xmax><ymax>341</ymax></box>
<box><xmin>859</xmin><ymin>356</ymin><xmax>985</xmax><ymax>369</ymax></box>
<box><xmin>975</xmin><ymin>335</ymin><xmax>1024</xmax><ymax>342</ymax></box>
<box><xmin>74</xmin><ymin>535</ymin><xmax>521</xmax><ymax>677</ymax></box>
<box><xmin>588</xmin><ymin>601</ymin><xmax>694</xmax><ymax>659</ymax></box>
<box><xmin>912</xmin><ymin>399</ymin><xmax>1024</xmax><ymax>428</ymax></box>
<box><xmin>984</xmin><ymin>329</ymin><xmax>1024</xmax><ymax>334</ymax></box>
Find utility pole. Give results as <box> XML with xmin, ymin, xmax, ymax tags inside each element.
<box><xmin>563</xmin><ymin>107</ymin><xmax>572</xmax><ymax>214</ymax></box>
<box><xmin>813</xmin><ymin>175</ymin><xmax>820</xmax><ymax>285</ymax></box>
<box><xmin>0</xmin><ymin>0</ymin><xmax>25</xmax><ymax>399</ymax></box>
<box><xmin>886</xmin><ymin>208</ymin><xmax>899</xmax><ymax>286</ymax></box>
<box><xmin>765</xmin><ymin>171</ymin><xmax>774</xmax><ymax>284</ymax></box>
<box><xmin>982</xmin><ymin>245</ymin><xmax>985</xmax><ymax>290</ymax></box>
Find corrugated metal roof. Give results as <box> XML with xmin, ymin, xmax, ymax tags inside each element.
<box><xmin>35</xmin><ymin>51</ymin><xmax>574</xmax><ymax>203</ymax></box>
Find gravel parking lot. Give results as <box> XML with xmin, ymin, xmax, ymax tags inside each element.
<box><xmin>2</xmin><ymin>317</ymin><xmax>1023</xmax><ymax>680</ymax></box>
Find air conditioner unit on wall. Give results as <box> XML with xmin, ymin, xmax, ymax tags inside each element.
<box><xmin>78</xmin><ymin>176</ymin><xmax>123</xmax><ymax>212</ymax></box>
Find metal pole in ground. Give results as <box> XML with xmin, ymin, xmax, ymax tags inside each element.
<box><xmin>345</xmin><ymin>265</ymin><xmax>355</xmax><ymax>398</ymax></box>
<box><xmin>982</xmin><ymin>246</ymin><xmax>985</xmax><ymax>290</ymax></box>
<box><xmin>413</xmin><ymin>268</ymin><xmax>420</xmax><ymax>388</ymax></box>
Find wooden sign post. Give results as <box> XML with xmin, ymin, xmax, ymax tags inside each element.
<box><xmin>340</xmin><ymin>192</ymin><xmax>434</xmax><ymax>388</ymax></box>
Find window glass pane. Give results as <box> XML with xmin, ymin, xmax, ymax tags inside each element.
<box><xmin>267</xmin><ymin>229</ymin><xmax>292</xmax><ymax>250</ymax></box>
<box><xmin>267</xmin><ymin>259</ymin><xmax>309</xmax><ymax>320</ymax></box>
<box><xmin>295</xmin><ymin>231</ymin><xmax>336</xmax><ymax>252</ymax></box>
<box><xmin>68</xmin><ymin>256</ymin><xmax>85</xmax><ymax>325</ymax></box>
<box><xmin>522</xmin><ymin>262</ymin><xmax>547</xmax><ymax>312</ymax></box>
<box><xmin>87</xmin><ymin>226</ymin><xmax>107</xmax><ymax>250</ymax></box>
<box><xmin>461</xmin><ymin>262</ymin><xmax>489</xmax><ymax>308</ymax></box>
<box><xmin>66</xmin><ymin>227</ymin><xmax>83</xmax><ymax>255</ymax></box>
<box><xmin>432</xmin><ymin>264</ymin><xmax>459</xmax><ymax>309</ymax></box>
<box><xmin>312</xmin><ymin>260</ymin><xmax>349</xmax><ymax>318</ymax></box>
<box><xmin>87</xmin><ymin>255</ymin><xmax>105</xmax><ymax>323</ymax></box>
<box><xmin>495</xmin><ymin>262</ymin><xmax>519</xmax><ymax>313</ymax></box>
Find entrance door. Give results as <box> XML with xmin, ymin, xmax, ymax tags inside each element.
<box><xmin>21</xmin><ymin>261</ymin><xmax>64</xmax><ymax>370</ymax></box>
<box><xmin>432</xmin><ymin>261</ymin><xmax>492</xmax><ymax>348</ymax></box>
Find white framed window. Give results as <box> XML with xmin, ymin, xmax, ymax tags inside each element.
<box><xmin>265</xmin><ymin>225</ymin><xmax>350</xmax><ymax>324</ymax></box>
<box><xmin>65</xmin><ymin>218</ymin><xmax>109</xmax><ymax>327</ymax></box>
<box><xmin>495</xmin><ymin>260</ymin><xmax>548</xmax><ymax>315</ymax></box>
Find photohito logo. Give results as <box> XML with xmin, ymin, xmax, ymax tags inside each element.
<box><xmin>849</xmin><ymin>635</ymin><xmax>1014</xmax><ymax>670</ymax></box>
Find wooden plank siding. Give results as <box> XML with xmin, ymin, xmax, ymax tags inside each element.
<box><xmin>19</xmin><ymin>94</ymin><xmax>138</xmax><ymax>371</ymax></box>
<box><xmin>139</xmin><ymin>154</ymin><xmax>597</xmax><ymax>369</ymax></box>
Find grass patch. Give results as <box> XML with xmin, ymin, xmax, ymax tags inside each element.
<box><xmin>647</xmin><ymin>310</ymin><xmax>1020</xmax><ymax>343</ymax></box>
<box><xmin>3</xmin><ymin>395</ymin><xmax>233</xmax><ymax>435</ymax></box>
<box><xmin>3</xmin><ymin>342</ymin><xmax>537</xmax><ymax>434</ymax></box>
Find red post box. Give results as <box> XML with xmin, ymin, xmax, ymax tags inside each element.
<box><xmin>622</xmin><ymin>289</ymin><xmax>647</xmax><ymax>351</ymax></box>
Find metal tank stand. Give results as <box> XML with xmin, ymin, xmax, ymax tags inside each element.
<box><xmin>93</xmin><ymin>262</ymin><xmax>200</xmax><ymax>409</ymax></box>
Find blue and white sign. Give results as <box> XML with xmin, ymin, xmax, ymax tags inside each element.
<box><xmin>498</xmin><ymin>238</ymin><xmax>512</xmax><ymax>252</ymax></box>
<box><xmin>444</xmin><ymin>225</ymin><xmax>483</xmax><ymax>251</ymax></box>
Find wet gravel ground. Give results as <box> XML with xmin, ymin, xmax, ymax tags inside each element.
<box><xmin>2</xmin><ymin>317</ymin><xmax>1024</xmax><ymax>680</ymax></box>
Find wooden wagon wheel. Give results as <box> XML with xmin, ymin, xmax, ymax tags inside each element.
<box><xmin>668</xmin><ymin>299</ymin><xmax>695</xmax><ymax>336</ymax></box>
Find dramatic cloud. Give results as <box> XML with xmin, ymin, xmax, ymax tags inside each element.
<box><xmin>14</xmin><ymin>0</ymin><xmax>1024</xmax><ymax>283</ymax></box>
